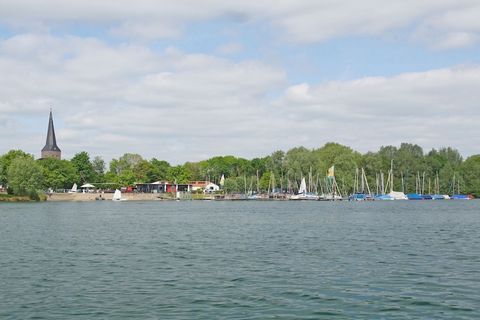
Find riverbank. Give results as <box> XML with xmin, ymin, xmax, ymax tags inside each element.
<box><xmin>48</xmin><ymin>193</ymin><xmax>163</xmax><ymax>201</ymax></box>
<box><xmin>47</xmin><ymin>192</ymin><xmax>223</xmax><ymax>201</ymax></box>
<box><xmin>0</xmin><ymin>194</ymin><xmax>33</xmax><ymax>202</ymax></box>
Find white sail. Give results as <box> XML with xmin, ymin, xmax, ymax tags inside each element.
<box><xmin>112</xmin><ymin>189</ymin><xmax>122</xmax><ymax>201</ymax></box>
<box><xmin>69</xmin><ymin>183</ymin><xmax>77</xmax><ymax>193</ymax></box>
<box><xmin>298</xmin><ymin>177</ymin><xmax>307</xmax><ymax>195</ymax></box>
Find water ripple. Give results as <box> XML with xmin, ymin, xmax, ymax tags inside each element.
<box><xmin>0</xmin><ymin>200</ymin><xmax>479</xmax><ymax>319</ymax></box>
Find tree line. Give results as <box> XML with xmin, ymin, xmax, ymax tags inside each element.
<box><xmin>1</xmin><ymin>142</ymin><xmax>479</xmax><ymax>199</ymax></box>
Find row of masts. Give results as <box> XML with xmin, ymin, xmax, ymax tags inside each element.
<box><xmin>242</xmin><ymin>168</ymin><xmax>342</xmax><ymax>197</ymax></box>
<box><xmin>234</xmin><ymin>164</ymin><xmax>464</xmax><ymax>196</ymax></box>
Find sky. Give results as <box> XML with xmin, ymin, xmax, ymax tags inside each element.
<box><xmin>1</xmin><ymin>0</ymin><xmax>480</xmax><ymax>164</ymax></box>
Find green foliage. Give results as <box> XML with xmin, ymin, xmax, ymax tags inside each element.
<box><xmin>460</xmin><ymin>155</ymin><xmax>480</xmax><ymax>197</ymax></box>
<box><xmin>0</xmin><ymin>150</ymin><xmax>32</xmax><ymax>185</ymax></box>
<box><xmin>1</xmin><ymin>142</ymin><xmax>478</xmax><ymax>196</ymax></box>
<box><xmin>223</xmin><ymin>177</ymin><xmax>239</xmax><ymax>193</ymax></box>
<box><xmin>167</xmin><ymin>165</ymin><xmax>191</xmax><ymax>184</ymax></box>
<box><xmin>259</xmin><ymin>171</ymin><xmax>272</xmax><ymax>192</ymax></box>
<box><xmin>108</xmin><ymin>153</ymin><xmax>150</xmax><ymax>185</ymax></box>
<box><xmin>199</xmin><ymin>155</ymin><xmax>251</xmax><ymax>180</ymax></box>
<box><xmin>111</xmin><ymin>153</ymin><xmax>144</xmax><ymax>174</ymax></box>
<box><xmin>7</xmin><ymin>157</ymin><xmax>43</xmax><ymax>198</ymax></box>
<box><xmin>71</xmin><ymin>151</ymin><xmax>94</xmax><ymax>183</ymax></box>
<box><xmin>91</xmin><ymin>156</ymin><xmax>106</xmax><ymax>183</ymax></box>
<box><xmin>38</xmin><ymin>158</ymin><xmax>79</xmax><ymax>190</ymax></box>
<box><xmin>148</xmin><ymin>159</ymin><xmax>170</xmax><ymax>182</ymax></box>
<box><xmin>117</xmin><ymin>169</ymin><xmax>136</xmax><ymax>187</ymax></box>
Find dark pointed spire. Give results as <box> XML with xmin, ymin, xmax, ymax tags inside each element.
<box><xmin>41</xmin><ymin>109</ymin><xmax>61</xmax><ymax>159</ymax></box>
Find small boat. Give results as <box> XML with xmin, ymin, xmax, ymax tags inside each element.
<box><xmin>375</xmin><ymin>194</ymin><xmax>395</xmax><ymax>201</ymax></box>
<box><xmin>68</xmin><ymin>183</ymin><xmax>77</xmax><ymax>193</ymax></box>
<box><xmin>349</xmin><ymin>168</ymin><xmax>373</xmax><ymax>201</ymax></box>
<box><xmin>388</xmin><ymin>191</ymin><xmax>408</xmax><ymax>200</ymax></box>
<box><xmin>451</xmin><ymin>194</ymin><xmax>474</xmax><ymax>200</ymax></box>
<box><xmin>407</xmin><ymin>193</ymin><xmax>423</xmax><ymax>200</ymax></box>
<box><xmin>319</xmin><ymin>193</ymin><xmax>343</xmax><ymax>201</ymax></box>
<box><xmin>112</xmin><ymin>189</ymin><xmax>126</xmax><ymax>201</ymax></box>
<box><xmin>349</xmin><ymin>193</ymin><xmax>374</xmax><ymax>201</ymax></box>
<box><xmin>383</xmin><ymin>161</ymin><xmax>408</xmax><ymax>200</ymax></box>
<box><xmin>290</xmin><ymin>177</ymin><xmax>319</xmax><ymax>200</ymax></box>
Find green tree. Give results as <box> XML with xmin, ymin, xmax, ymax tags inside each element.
<box><xmin>259</xmin><ymin>171</ymin><xmax>272</xmax><ymax>192</ymax></box>
<box><xmin>107</xmin><ymin>153</ymin><xmax>145</xmax><ymax>185</ymax></box>
<box><xmin>167</xmin><ymin>165</ymin><xmax>191</xmax><ymax>183</ymax></box>
<box><xmin>91</xmin><ymin>156</ymin><xmax>106</xmax><ymax>183</ymax></box>
<box><xmin>439</xmin><ymin>163</ymin><xmax>455</xmax><ymax>194</ymax></box>
<box><xmin>183</xmin><ymin>161</ymin><xmax>202</xmax><ymax>181</ymax></box>
<box><xmin>38</xmin><ymin>158</ymin><xmax>79</xmax><ymax>190</ymax></box>
<box><xmin>7</xmin><ymin>157</ymin><xmax>43</xmax><ymax>199</ymax></box>
<box><xmin>71</xmin><ymin>151</ymin><xmax>94</xmax><ymax>183</ymax></box>
<box><xmin>283</xmin><ymin>146</ymin><xmax>313</xmax><ymax>183</ymax></box>
<box><xmin>0</xmin><ymin>150</ymin><xmax>32</xmax><ymax>185</ymax></box>
<box><xmin>117</xmin><ymin>169</ymin><xmax>136</xmax><ymax>187</ymax></box>
<box><xmin>460</xmin><ymin>155</ymin><xmax>480</xmax><ymax>197</ymax></box>
<box><xmin>147</xmin><ymin>159</ymin><xmax>170</xmax><ymax>182</ymax></box>
<box><xmin>133</xmin><ymin>159</ymin><xmax>152</xmax><ymax>183</ymax></box>
<box><xmin>313</xmin><ymin>143</ymin><xmax>362</xmax><ymax>194</ymax></box>
<box><xmin>223</xmin><ymin>177</ymin><xmax>240</xmax><ymax>193</ymax></box>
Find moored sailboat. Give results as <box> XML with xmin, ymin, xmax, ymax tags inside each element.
<box><xmin>290</xmin><ymin>177</ymin><xmax>319</xmax><ymax>200</ymax></box>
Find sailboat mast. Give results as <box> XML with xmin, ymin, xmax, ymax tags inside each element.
<box><xmin>381</xmin><ymin>171</ymin><xmax>385</xmax><ymax>195</ymax></box>
<box><xmin>452</xmin><ymin>173</ymin><xmax>456</xmax><ymax>195</ymax></box>
<box><xmin>361</xmin><ymin>168</ymin><xmax>365</xmax><ymax>194</ymax></box>
<box><xmin>422</xmin><ymin>172</ymin><xmax>425</xmax><ymax>195</ymax></box>
<box><xmin>390</xmin><ymin>159</ymin><xmax>394</xmax><ymax>193</ymax></box>
<box><xmin>401</xmin><ymin>172</ymin><xmax>405</xmax><ymax>193</ymax></box>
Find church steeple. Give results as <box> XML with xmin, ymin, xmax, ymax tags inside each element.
<box><xmin>41</xmin><ymin>109</ymin><xmax>61</xmax><ymax>159</ymax></box>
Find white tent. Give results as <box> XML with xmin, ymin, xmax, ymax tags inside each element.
<box><xmin>80</xmin><ymin>183</ymin><xmax>96</xmax><ymax>188</ymax></box>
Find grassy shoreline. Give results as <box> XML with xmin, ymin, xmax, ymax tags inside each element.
<box><xmin>0</xmin><ymin>194</ymin><xmax>34</xmax><ymax>202</ymax></box>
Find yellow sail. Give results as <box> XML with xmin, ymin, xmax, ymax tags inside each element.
<box><xmin>327</xmin><ymin>165</ymin><xmax>335</xmax><ymax>177</ymax></box>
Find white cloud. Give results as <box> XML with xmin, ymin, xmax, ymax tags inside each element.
<box><xmin>274</xmin><ymin>65</ymin><xmax>480</xmax><ymax>156</ymax></box>
<box><xmin>1</xmin><ymin>1</ymin><xmax>480</xmax><ymax>47</ymax></box>
<box><xmin>0</xmin><ymin>34</ymin><xmax>286</xmax><ymax>162</ymax></box>
<box><xmin>435</xmin><ymin>32</ymin><xmax>477</xmax><ymax>49</ymax></box>
<box><xmin>2</xmin><ymin>0</ymin><xmax>480</xmax><ymax>165</ymax></box>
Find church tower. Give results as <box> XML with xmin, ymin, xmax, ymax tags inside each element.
<box><xmin>41</xmin><ymin>110</ymin><xmax>61</xmax><ymax>159</ymax></box>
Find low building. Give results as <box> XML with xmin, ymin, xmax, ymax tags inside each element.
<box><xmin>135</xmin><ymin>181</ymin><xmax>192</xmax><ymax>193</ymax></box>
<box><xmin>190</xmin><ymin>181</ymin><xmax>220</xmax><ymax>193</ymax></box>
<box><xmin>190</xmin><ymin>181</ymin><xmax>209</xmax><ymax>191</ymax></box>
<box><xmin>204</xmin><ymin>182</ymin><xmax>220</xmax><ymax>193</ymax></box>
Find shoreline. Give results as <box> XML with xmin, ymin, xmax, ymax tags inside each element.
<box><xmin>46</xmin><ymin>192</ymin><xmax>226</xmax><ymax>202</ymax></box>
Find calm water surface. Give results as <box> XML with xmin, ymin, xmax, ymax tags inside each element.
<box><xmin>1</xmin><ymin>201</ymin><xmax>479</xmax><ymax>319</ymax></box>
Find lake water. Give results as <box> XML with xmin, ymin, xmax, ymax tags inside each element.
<box><xmin>1</xmin><ymin>201</ymin><xmax>479</xmax><ymax>319</ymax></box>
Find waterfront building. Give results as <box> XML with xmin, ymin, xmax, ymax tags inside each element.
<box><xmin>190</xmin><ymin>181</ymin><xmax>220</xmax><ymax>193</ymax></box>
<box><xmin>41</xmin><ymin>110</ymin><xmax>61</xmax><ymax>159</ymax></box>
<box><xmin>135</xmin><ymin>181</ymin><xmax>192</xmax><ymax>193</ymax></box>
